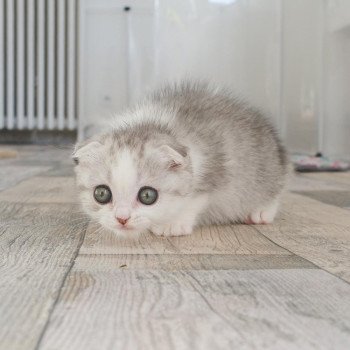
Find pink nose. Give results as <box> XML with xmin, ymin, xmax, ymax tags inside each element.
<box><xmin>116</xmin><ymin>217</ymin><xmax>129</xmax><ymax>226</ymax></box>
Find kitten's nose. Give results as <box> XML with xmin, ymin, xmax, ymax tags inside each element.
<box><xmin>116</xmin><ymin>217</ymin><xmax>130</xmax><ymax>226</ymax></box>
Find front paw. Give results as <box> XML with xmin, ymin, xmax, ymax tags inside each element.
<box><xmin>151</xmin><ymin>223</ymin><xmax>193</xmax><ymax>237</ymax></box>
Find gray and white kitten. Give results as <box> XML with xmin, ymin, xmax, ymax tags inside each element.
<box><xmin>73</xmin><ymin>83</ymin><xmax>288</xmax><ymax>237</ymax></box>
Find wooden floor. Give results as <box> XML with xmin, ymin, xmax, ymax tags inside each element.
<box><xmin>1</xmin><ymin>145</ymin><xmax>350</xmax><ymax>350</ymax></box>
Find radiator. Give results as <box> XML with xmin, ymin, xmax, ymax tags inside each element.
<box><xmin>0</xmin><ymin>0</ymin><xmax>78</xmax><ymax>130</ymax></box>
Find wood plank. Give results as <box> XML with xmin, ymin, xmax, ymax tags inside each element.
<box><xmin>255</xmin><ymin>192</ymin><xmax>350</xmax><ymax>283</ymax></box>
<box><xmin>0</xmin><ymin>202</ymin><xmax>88</xmax><ymax>350</ymax></box>
<box><xmin>42</xmin><ymin>164</ymin><xmax>75</xmax><ymax>177</ymax></box>
<box><xmin>289</xmin><ymin>172</ymin><xmax>350</xmax><ymax>191</ymax></box>
<box><xmin>294</xmin><ymin>190</ymin><xmax>350</xmax><ymax>208</ymax></box>
<box><xmin>280</xmin><ymin>192</ymin><xmax>350</xmax><ymax>226</ymax></box>
<box><xmin>0</xmin><ymin>176</ymin><xmax>78</xmax><ymax>203</ymax></box>
<box><xmin>302</xmin><ymin>172</ymin><xmax>350</xmax><ymax>187</ymax></box>
<box><xmin>0</xmin><ymin>149</ymin><xmax>18</xmax><ymax>159</ymax></box>
<box><xmin>81</xmin><ymin>222</ymin><xmax>291</xmax><ymax>256</ymax></box>
<box><xmin>75</xmin><ymin>253</ymin><xmax>315</xmax><ymax>271</ymax></box>
<box><xmin>0</xmin><ymin>145</ymin><xmax>72</xmax><ymax>164</ymax></box>
<box><xmin>38</xmin><ymin>268</ymin><xmax>350</xmax><ymax>350</ymax></box>
<box><xmin>0</xmin><ymin>165</ymin><xmax>50</xmax><ymax>191</ymax></box>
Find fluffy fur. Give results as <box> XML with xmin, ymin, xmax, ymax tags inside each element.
<box><xmin>74</xmin><ymin>82</ymin><xmax>288</xmax><ymax>236</ymax></box>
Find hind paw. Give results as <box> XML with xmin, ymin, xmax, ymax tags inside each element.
<box><xmin>245</xmin><ymin>201</ymin><xmax>278</xmax><ymax>225</ymax></box>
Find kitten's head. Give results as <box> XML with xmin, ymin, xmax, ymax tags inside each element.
<box><xmin>73</xmin><ymin>123</ymin><xmax>193</xmax><ymax>236</ymax></box>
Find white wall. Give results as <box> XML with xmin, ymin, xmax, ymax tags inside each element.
<box><xmin>150</xmin><ymin>0</ymin><xmax>282</xmax><ymax>125</ymax></box>
<box><xmin>279</xmin><ymin>0</ymin><xmax>350</xmax><ymax>158</ymax></box>
<box><xmin>324</xmin><ymin>0</ymin><xmax>350</xmax><ymax>158</ymax></box>
<box><xmin>80</xmin><ymin>0</ymin><xmax>282</xmax><ymax>135</ymax></box>
<box><xmin>79</xmin><ymin>0</ymin><xmax>155</xmax><ymax>136</ymax></box>
<box><xmin>79</xmin><ymin>0</ymin><xmax>350</xmax><ymax>158</ymax></box>
<box><xmin>281</xmin><ymin>0</ymin><xmax>324</xmax><ymax>155</ymax></box>
<box><xmin>327</xmin><ymin>0</ymin><xmax>350</xmax><ymax>32</ymax></box>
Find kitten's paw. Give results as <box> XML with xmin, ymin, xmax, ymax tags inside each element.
<box><xmin>245</xmin><ymin>211</ymin><xmax>273</xmax><ymax>224</ymax></box>
<box><xmin>151</xmin><ymin>223</ymin><xmax>193</xmax><ymax>237</ymax></box>
<box><xmin>151</xmin><ymin>224</ymin><xmax>169</xmax><ymax>236</ymax></box>
<box><xmin>245</xmin><ymin>201</ymin><xmax>278</xmax><ymax>225</ymax></box>
<box><xmin>169</xmin><ymin>223</ymin><xmax>193</xmax><ymax>236</ymax></box>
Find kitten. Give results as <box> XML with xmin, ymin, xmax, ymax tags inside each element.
<box><xmin>73</xmin><ymin>82</ymin><xmax>288</xmax><ymax>237</ymax></box>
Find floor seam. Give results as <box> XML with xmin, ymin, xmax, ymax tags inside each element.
<box><xmin>33</xmin><ymin>222</ymin><xmax>89</xmax><ymax>350</ymax></box>
<box><xmin>252</xmin><ymin>224</ymin><xmax>350</xmax><ymax>286</ymax></box>
<box><xmin>291</xmin><ymin>190</ymin><xmax>350</xmax><ymax>210</ymax></box>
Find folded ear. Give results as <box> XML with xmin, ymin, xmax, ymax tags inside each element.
<box><xmin>158</xmin><ymin>145</ymin><xmax>189</xmax><ymax>170</ymax></box>
<box><xmin>72</xmin><ymin>140</ymin><xmax>103</xmax><ymax>165</ymax></box>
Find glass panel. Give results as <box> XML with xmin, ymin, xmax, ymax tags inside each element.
<box><xmin>131</xmin><ymin>0</ymin><xmax>282</xmax><ymax>125</ymax></box>
<box><xmin>324</xmin><ymin>0</ymin><xmax>350</xmax><ymax>158</ymax></box>
<box><xmin>281</xmin><ymin>0</ymin><xmax>324</xmax><ymax>155</ymax></box>
<box><xmin>80</xmin><ymin>0</ymin><xmax>350</xmax><ymax>159</ymax></box>
<box><xmin>81</xmin><ymin>0</ymin><xmax>282</xmax><ymax>135</ymax></box>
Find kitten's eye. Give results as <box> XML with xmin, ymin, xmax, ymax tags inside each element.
<box><xmin>94</xmin><ymin>185</ymin><xmax>112</xmax><ymax>204</ymax></box>
<box><xmin>138</xmin><ymin>186</ymin><xmax>158</xmax><ymax>205</ymax></box>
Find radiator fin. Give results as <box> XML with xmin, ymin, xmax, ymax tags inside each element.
<box><xmin>0</xmin><ymin>0</ymin><xmax>79</xmax><ymax>130</ymax></box>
